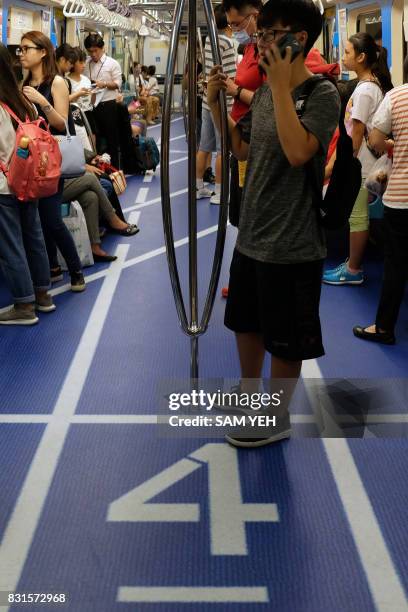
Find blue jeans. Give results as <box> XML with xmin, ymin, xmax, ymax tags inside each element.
<box><xmin>38</xmin><ymin>180</ymin><xmax>82</xmax><ymax>274</ymax></box>
<box><xmin>100</xmin><ymin>178</ymin><xmax>114</xmax><ymax>197</ymax></box>
<box><xmin>0</xmin><ymin>194</ymin><xmax>50</xmax><ymax>303</ymax></box>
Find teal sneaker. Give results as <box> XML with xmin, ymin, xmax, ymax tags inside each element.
<box><xmin>323</xmin><ymin>262</ymin><xmax>364</xmax><ymax>285</ymax></box>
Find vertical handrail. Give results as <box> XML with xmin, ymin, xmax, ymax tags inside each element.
<box><xmin>160</xmin><ymin>0</ymin><xmax>189</xmax><ymax>334</ymax></box>
<box><xmin>187</xmin><ymin>0</ymin><xmax>199</xmax><ymax>377</ymax></box>
<box><xmin>160</xmin><ymin>0</ymin><xmax>229</xmax><ymax>379</ymax></box>
<box><xmin>181</xmin><ymin>41</ymin><xmax>189</xmax><ymax>142</ymax></box>
<box><xmin>200</xmin><ymin>0</ymin><xmax>229</xmax><ymax>332</ymax></box>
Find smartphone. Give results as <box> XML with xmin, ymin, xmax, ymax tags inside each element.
<box><xmin>277</xmin><ymin>33</ymin><xmax>303</xmax><ymax>62</ymax></box>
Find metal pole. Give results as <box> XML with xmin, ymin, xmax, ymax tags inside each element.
<box><xmin>160</xmin><ymin>0</ymin><xmax>229</xmax><ymax>380</ymax></box>
<box><xmin>200</xmin><ymin>0</ymin><xmax>229</xmax><ymax>332</ymax></box>
<box><xmin>182</xmin><ymin>42</ymin><xmax>189</xmax><ymax>142</ymax></box>
<box><xmin>187</xmin><ymin>0</ymin><xmax>198</xmax><ymax>378</ymax></box>
<box><xmin>160</xmin><ymin>0</ymin><xmax>189</xmax><ymax>334</ymax></box>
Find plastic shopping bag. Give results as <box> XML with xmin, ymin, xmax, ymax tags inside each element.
<box><xmin>57</xmin><ymin>201</ymin><xmax>94</xmax><ymax>270</ymax></box>
<box><xmin>365</xmin><ymin>154</ymin><xmax>392</xmax><ymax>197</ymax></box>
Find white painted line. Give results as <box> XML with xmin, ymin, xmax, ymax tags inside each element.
<box><xmin>169</xmin><ymin>155</ymin><xmax>188</xmax><ymax>166</ymax></box>
<box><xmin>123</xmin><ymin>187</ymin><xmax>188</xmax><ymax>213</ymax></box>
<box><xmin>72</xmin><ymin>415</ymin><xmax>157</xmax><ymax>424</ymax></box>
<box><xmin>135</xmin><ymin>187</ymin><xmax>149</xmax><ymax>204</ymax></box>
<box><xmin>146</xmin><ymin>116</ymin><xmax>183</xmax><ymax>132</ymax></box>
<box><xmin>169</xmin><ymin>134</ymin><xmax>187</xmax><ymax>143</ymax></box>
<box><xmin>143</xmin><ymin>172</ymin><xmax>154</xmax><ymax>183</ymax></box>
<box><xmin>0</xmin><ymin>413</ymin><xmax>406</xmax><ymax>425</ymax></box>
<box><xmin>117</xmin><ymin>587</ymin><xmax>269</xmax><ymax>603</ymax></box>
<box><xmin>323</xmin><ymin>438</ymin><xmax>408</xmax><ymax>611</ymax></box>
<box><xmin>170</xmin><ymin>149</ymin><xmax>188</xmax><ymax>154</ymax></box>
<box><xmin>0</xmin><ymin>245</ymin><xmax>129</xmax><ymax>600</ymax></box>
<box><xmin>0</xmin><ymin>223</ymin><xmax>220</xmax><ymax>314</ymax></box>
<box><xmin>0</xmin><ymin>218</ymin><xmax>223</xmax><ymax>315</ymax></box>
<box><xmin>302</xmin><ymin>360</ymin><xmax>408</xmax><ymax>612</ymax></box>
<box><xmin>127</xmin><ymin>211</ymin><xmax>141</xmax><ymax>226</ymax></box>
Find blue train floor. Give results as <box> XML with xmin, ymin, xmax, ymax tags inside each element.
<box><xmin>0</xmin><ymin>116</ymin><xmax>407</xmax><ymax>611</ymax></box>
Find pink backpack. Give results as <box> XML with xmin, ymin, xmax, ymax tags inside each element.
<box><xmin>0</xmin><ymin>103</ymin><xmax>62</xmax><ymax>201</ymax></box>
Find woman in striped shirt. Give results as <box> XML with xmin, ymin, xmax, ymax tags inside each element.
<box><xmin>354</xmin><ymin>57</ymin><xmax>408</xmax><ymax>345</ymax></box>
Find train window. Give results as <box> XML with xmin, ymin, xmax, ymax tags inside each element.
<box><xmin>356</xmin><ymin>10</ymin><xmax>382</xmax><ymax>40</ymax></box>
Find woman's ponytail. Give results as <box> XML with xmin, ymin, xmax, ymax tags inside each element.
<box><xmin>372</xmin><ymin>45</ymin><xmax>393</xmax><ymax>94</ymax></box>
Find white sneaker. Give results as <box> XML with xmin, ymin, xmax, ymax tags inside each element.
<box><xmin>196</xmin><ymin>187</ymin><xmax>214</xmax><ymax>199</ymax></box>
<box><xmin>210</xmin><ymin>193</ymin><xmax>221</xmax><ymax>205</ymax></box>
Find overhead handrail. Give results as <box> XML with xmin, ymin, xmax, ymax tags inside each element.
<box><xmin>63</xmin><ymin>0</ymin><xmax>135</xmax><ymax>30</ymax></box>
<box><xmin>160</xmin><ymin>0</ymin><xmax>229</xmax><ymax>378</ymax></box>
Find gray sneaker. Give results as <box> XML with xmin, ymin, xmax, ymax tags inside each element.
<box><xmin>0</xmin><ymin>305</ymin><xmax>39</xmax><ymax>326</ymax></box>
<box><xmin>35</xmin><ymin>292</ymin><xmax>56</xmax><ymax>313</ymax></box>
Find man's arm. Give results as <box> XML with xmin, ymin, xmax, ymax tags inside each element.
<box><xmin>369</xmin><ymin>95</ymin><xmax>393</xmax><ymax>154</ymax></box>
<box><xmin>369</xmin><ymin>128</ymin><xmax>393</xmax><ymax>154</ymax></box>
<box><xmin>207</xmin><ymin>66</ymin><xmax>249</xmax><ymax>161</ymax></box>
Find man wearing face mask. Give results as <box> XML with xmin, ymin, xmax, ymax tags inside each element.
<box><xmin>218</xmin><ymin>0</ymin><xmax>263</xmax><ymax>298</ymax></box>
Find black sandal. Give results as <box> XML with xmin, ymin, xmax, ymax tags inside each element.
<box><xmin>119</xmin><ymin>224</ymin><xmax>140</xmax><ymax>236</ymax></box>
<box><xmin>353</xmin><ymin>325</ymin><xmax>395</xmax><ymax>345</ymax></box>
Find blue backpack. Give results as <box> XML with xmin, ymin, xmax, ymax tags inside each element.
<box><xmin>135</xmin><ymin>135</ymin><xmax>160</xmax><ymax>172</ymax></box>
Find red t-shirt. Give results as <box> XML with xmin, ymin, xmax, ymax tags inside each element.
<box><xmin>230</xmin><ymin>43</ymin><xmax>264</xmax><ymax>123</ymax></box>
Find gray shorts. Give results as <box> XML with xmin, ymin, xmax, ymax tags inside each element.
<box><xmin>199</xmin><ymin>107</ymin><xmax>221</xmax><ymax>153</ymax></box>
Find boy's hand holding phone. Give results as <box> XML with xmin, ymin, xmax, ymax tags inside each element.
<box><xmin>259</xmin><ymin>33</ymin><xmax>302</xmax><ymax>91</ymax></box>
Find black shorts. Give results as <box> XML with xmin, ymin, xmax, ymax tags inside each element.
<box><xmin>224</xmin><ymin>249</ymin><xmax>325</xmax><ymax>361</ymax></box>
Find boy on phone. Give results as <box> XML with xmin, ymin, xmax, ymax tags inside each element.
<box><xmin>207</xmin><ymin>0</ymin><xmax>340</xmax><ymax>447</ymax></box>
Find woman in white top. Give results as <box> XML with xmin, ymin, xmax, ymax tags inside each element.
<box><xmin>146</xmin><ymin>65</ymin><xmax>160</xmax><ymax>97</ymax></box>
<box><xmin>0</xmin><ymin>43</ymin><xmax>54</xmax><ymax>325</ymax></box>
<box><xmin>68</xmin><ymin>47</ymin><xmax>97</xmax><ymax>148</ymax></box>
<box><xmin>323</xmin><ymin>33</ymin><xmax>393</xmax><ymax>286</ymax></box>
<box><xmin>68</xmin><ymin>48</ymin><xmax>93</xmax><ymax>112</ymax></box>
<box><xmin>138</xmin><ymin>65</ymin><xmax>159</xmax><ymax>125</ymax></box>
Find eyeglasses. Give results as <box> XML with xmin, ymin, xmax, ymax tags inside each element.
<box><xmin>16</xmin><ymin>45</ymin><xmax>42</xmax><ymax>56</ymax></box>
<box><xmin>254</xmin><ymin>29</ymin><xmax>292</xmax><ymax>44</ymax></box>
<box><xmin>229</xmin><ymin>13</ymin><xmax>254</xmax><ymax>32</ymax></box>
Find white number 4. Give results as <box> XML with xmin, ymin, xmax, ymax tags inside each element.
<box><xmin>107</xmin><ymin>443</ymin><xmax>278</xmax><ymax>556</ymax></box>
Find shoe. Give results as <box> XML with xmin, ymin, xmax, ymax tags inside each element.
<box><xmin>196</xmin><ymin>187</ymin><xmax>214</xmax><ymax>199</ymax></box>
<box><xmin>118</xmin><ymin>224</ymin><xmax>140</xmax><ymax>236</ymax></box>
<box><xmin>353</xmin><ymin>325</ymin><xmax>396</xmax><ymax>345</ymax></box>
<box><xmin>35</xmin><ymin>293</ymin><xmax>56</xmax><ymax>313</ymax></box>
<box><xmin>210</xmin><ymin>193</ymin><xmax>221</xmax><ymax>205</ymax></box>
<box><xmin>0</xmin><ymin>305</ymin><xmax>38</xmax><ymax>326</ymax></box>
<box><xmin>70</xmin><ymin>272</ymin><xmax>86</xmax><ymax>293</ymax></box>
<box><xmin>323</xmin><ymin>262</ymin><xmax>364</xmax><ymax>285</ymax></box>
<box><xmin>221</xmin><ymin>286</ymin><xmax>229</xmax><ymax>298</ymax></box>
<box><xmin>92</xmin><ymin>253</ymin><xmax>118</xmax><ymax>263</ymax></box>
<box><xmin>50</xmin><ymin>267</ymin><xmax>63</xmax><ymax>283</ymax></box>
<box><xmin>225</xmin><ymin>428</ymin><xmax>291</xmax><ymax>448</ymax></box>
<box><xmin>203</xmin><ymin>167</ymin><xmax>215</xmax><ymax>184</ymax></box>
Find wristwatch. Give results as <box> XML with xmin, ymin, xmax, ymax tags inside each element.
<box><xmin>234</xmin><ymin>86</ymin><xmax>243</xmax><ymax>101</ymax></box>
<box><xmin>41</xmin><ymin>104</ymin><xmax>52</xmax><ymax>114</ymax></box>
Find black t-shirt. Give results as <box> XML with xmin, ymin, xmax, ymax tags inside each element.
<box><xmin>34</xmin><ymin>78</ymin><xmax>76</xmax><ymax>136</ymax></box>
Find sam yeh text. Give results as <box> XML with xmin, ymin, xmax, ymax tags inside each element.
<box><xmin>168</xmin><ymin>415</ymin><xmax>277</xmax><ymax>428</ymax></box>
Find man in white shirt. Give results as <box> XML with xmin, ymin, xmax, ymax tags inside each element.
<box><xmin>84</xmin><ymin>33</ymin><xmax>122</xmax><ymax>167</ymax></box>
